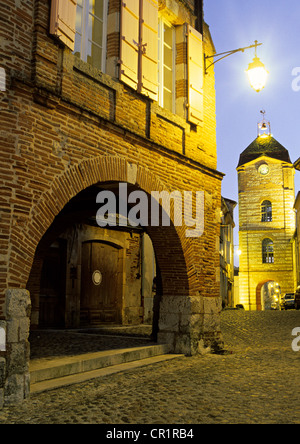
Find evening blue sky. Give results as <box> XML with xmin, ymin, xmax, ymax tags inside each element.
<box><xmin>205</xmin><ymin>0</ymin><xmax>300</xmax><ymax>212</ymax></box>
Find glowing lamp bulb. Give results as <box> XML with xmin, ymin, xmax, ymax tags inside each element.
<box><xmin>246</xmin><ymin>56</ymin><xmax>269</xmax><ymax>92</ymax></box>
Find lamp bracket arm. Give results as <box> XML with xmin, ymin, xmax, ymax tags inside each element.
<box><xmin>204</xmin><ymin>42</ymin><xmax>262</xmax><ymax>74</ymax></box>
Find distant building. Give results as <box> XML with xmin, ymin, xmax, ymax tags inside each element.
<box><xmin>237</xmin><ymin>116</ymin><xmax>296</xmax><ymax>310</ymax></box>
<box><xmin>293</xmin><ymin>158</ymin><xmax>300</xmax><ymax>287</ymax></box>
<box><xmin>220</xmin><ymin>197</ymin><xmax>237</xmax><ymax>308</ymax></box>
<box><xmin>293</xmin><ymin>193</ymin><xmax>300</xmax><ymax>287</ymax></box>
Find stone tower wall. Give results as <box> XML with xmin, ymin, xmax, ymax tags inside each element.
<box><xmin>238</xmin><ymin>157</ymin><xmax>296</xmax><ymax>310</ymax></box>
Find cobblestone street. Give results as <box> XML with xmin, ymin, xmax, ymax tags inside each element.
<box><xmin>0</xmin><ymin>310</ymin><xmax>299</xmax><ymax>424</ymax></box>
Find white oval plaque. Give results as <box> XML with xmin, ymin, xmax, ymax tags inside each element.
<box><xmin>92</xmin><ymin>270</ymin><xmax>102</xmax><ymax>286</ymax></box>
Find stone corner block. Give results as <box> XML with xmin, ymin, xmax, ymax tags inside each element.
<box><xmin>5</xmin><ymin>289</ymin><xmax>31</xmax><ymax>320</ymax></box>
<box><xmin>4</xmin><ymin>374</ymin><xmax>29</xmax><ymax>406</ymax></box>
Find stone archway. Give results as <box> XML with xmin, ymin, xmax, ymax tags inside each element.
<box><xmin>6</xmin><ymin>156</ymin><xmax>218</xmax><ymax>352</ymax></box>
<box><xmin>256</xmin><ymin>282</ymin><xmax>266</xmax><ymax>311</ymax></box>
<box><xmin>1</xmin><ymin>156</ymin><xmax>223</xmax><ymax>406</ymax></box>
<box><xmin>8</xmin><ymin>157</ymin><xmax>189</xmax><ymax>293</ymax></box>
<box><xmin>256</xmin><ymin>280</ymin><xmax>281</xmax><ymax>311</ymax></box>
<box><xmin>1</xmin><ymin>155</ymin><xmax>223</xmax><ymax>409</ymax></box>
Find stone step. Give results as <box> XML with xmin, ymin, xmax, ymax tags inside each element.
<box><xmin>30</xmin><ymin>344</ymin><xmax>182</xmax><ymax>393</ymax></box>
<box><xmin>30</xmin><ymin>352</ymin><xmax>182</xmax><ymax>394</ymax></box>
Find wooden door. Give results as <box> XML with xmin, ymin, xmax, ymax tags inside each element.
<box><xmin>80</xmin><ymin>241</ymin><xmax>122</xmax><ymax>325</ymax></box>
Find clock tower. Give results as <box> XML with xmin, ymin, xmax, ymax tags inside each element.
<box><xmin>237</xmin><ymin>114</ymin><xmax>296</xmax><ymax>310</ymax></box>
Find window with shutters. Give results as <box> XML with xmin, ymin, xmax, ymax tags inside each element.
<box><xmin>50</xmin><ymin>0</ymin><xmax>77</xmax><ymax>50</ymax></box>
<box><xmin>120</xmin><ymin>0</ymin><xmax>158</xmax><ymax>101</ymax></box>
<box><xmin>158</xmin><ymin>18</ymin><xmax>175</xmax><ymax>113</ymax></box>
<box><xmin>119</xmin><ymin>2</ymin><xmax>204</xmax><ymax>123</ymax></box>
<box><xmin>74</xmin><ymin>0</ymin><xmax>108</xmax><ymax>72</ymax></box>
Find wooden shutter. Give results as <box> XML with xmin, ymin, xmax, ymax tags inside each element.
<box><xmin>187</xmin><ymin>25</ymin><xmax>204</xmax><ymax>125</ymax></box>
<box><xmin>120</xmin><ymin>0</ymin><xmax>140</xmax><ymax>90</ymax></box>
<box><xmin>50</xmin><ymin>0</ymin><xmax>77</xmax><ymax>51</ymax></box>
<box><xmin>140</xmin><ymin>0</ymin><xmax>158</xmax><ymax>100</ymax></box>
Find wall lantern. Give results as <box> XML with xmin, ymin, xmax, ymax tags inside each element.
<box><xmin>205</xmin><ymin>40</ymin><xmax>269</xmax><ymax>93</ymax></box>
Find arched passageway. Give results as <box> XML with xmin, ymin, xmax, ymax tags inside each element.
<box><xmin>256</xmin><ymin>281</ymin><xmax>281</xmax><ymax>311</ymax></box>
<box><xmin>2</xmin><ymin>156</ymin><xmax>223</xmax><ymax>408</ymax></box>
<box><xmin>19</xmin><ymin>157</ymin><xmax>206</xmax><ymax>355</ymax></box>
<box><xmin>27</xmin><ymin>181</ymin><xmax>176</xmax><ymax>334</ymax></box>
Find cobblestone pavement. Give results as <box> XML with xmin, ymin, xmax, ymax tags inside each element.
<box><xmin>0</xmin><ymin>310</ymin><xmax>299</xmax><ymax>424</ymax></box>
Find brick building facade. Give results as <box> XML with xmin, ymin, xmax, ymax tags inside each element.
<box><xmin>0</xmin><ymin>0</ymin><xmax>223</xmax><ymax>406</ymax></box>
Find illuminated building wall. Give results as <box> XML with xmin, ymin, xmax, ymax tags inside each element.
<box><xmin>237</xmin><ymin>129</ymin><xmax>296</xmax><ymax>310</ymax></box>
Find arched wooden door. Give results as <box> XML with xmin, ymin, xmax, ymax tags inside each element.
<box><xmin>80</xmin><ymin>241</ymin><xmax>123</xmax><ymax>325</ymax></box>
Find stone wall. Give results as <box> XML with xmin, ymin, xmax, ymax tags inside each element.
<box><xmin>0</xmin><ymin>290</ymin><xmax>31</xmax><ymax>406</ymax></box>
<box><xmin>293</xmin><ymin>193</ymin><xmax>300</xmax><ymax>286</ymax></box>
<box><xmin>238</xmin><ymin>158</ymin><xmax>296</xmax><ymax>309</ymax></box>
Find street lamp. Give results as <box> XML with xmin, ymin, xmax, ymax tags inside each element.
<box><xmin>246</xmin><ymin>42</ymin><xmax>269</xmax><ymax>92</ymax></box>
<box><xmin>205</xmin><ymin>40</ymin><xmax>269</xmax><ymax>93</ymax></box>
<box><xmin>234</xmin><ymin>245</ymin><xmax>242</xmax><ymax>256</ymax></box>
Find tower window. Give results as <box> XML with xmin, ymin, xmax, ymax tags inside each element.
<box><xmin>261</xmin><ymin>200</ymin><xmax>272</xmax><ymax>222</ymax></box>
<box><xmin>262</xmin><ymin>238</ymin><xmax>274</xmax><ymax>264</ymax></box>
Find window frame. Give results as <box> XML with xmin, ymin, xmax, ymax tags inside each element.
<box><xmin>157</xmin><ymin>17</ymin><xmax>176</xmax><ymax>113</ymax></box>
<box><xmin>261</xmin><ymin>200</ymin><xmax>273</xmax><ymax>222</ymax></box>
<box><xmin>74</xmin><ymin>0</ymin><xmax>108</xmax><ymax>72</ymax></box>
<box><xmin>262</xmin><ymin>238</ymin><xmax>274</xmax><ymax>264</ymax></box>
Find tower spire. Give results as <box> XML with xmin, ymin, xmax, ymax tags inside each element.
<box><xmin>258</xmin><ymin>110</ymin><xmax>271</xmax><ymax>137</ymax></box>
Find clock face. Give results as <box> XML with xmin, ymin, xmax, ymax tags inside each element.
<box><xmin>259</xmin><ymin>164</ymin><xmax>269</xmax><ymax>175</ymax></box>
